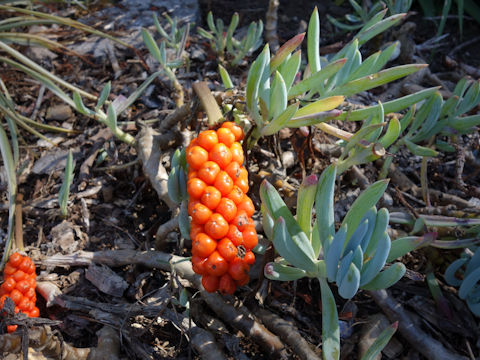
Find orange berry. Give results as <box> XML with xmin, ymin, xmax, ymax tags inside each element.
<box><xmin>9</xmin><ymin>289</ymin><xmax>23</xmax><ymax>305</ymax></box>
<box><xmin>209</xmin><ymin>143</ymin><xmax>232</xmax><ymax>169</ymax></box>
<box><xmin>7</xmin><ymin>325</ymin><xmax>17</xmax><ymax>333</ymax></box>
<box><xmin>201</xmin><ymin>186</ymin><xmax>222</xmax><ymax>210</ymax></box>
<box><xmin>216</xmin><ymin>198</ymin><xmax>237</xmax><ymax>222</ymax></box>
<box><xmin>225</xmin><ymin>161</ymin><xmax>241</xmax><ymax>180</ymax></box>
<box><xmin>30</xmin><ymin>307</ymin><xmax>40</xmax><ymax>318</ymax></box>
<box><xmin>198</xmin><ymin>161</ymin><xmax>221</xmax><ymax>185</ymax></box>
<box><xmin>1</xmin><ymin>278</ymin><xmax>15</xmax><ymax>294</ymax></box>
<box><xmin>24</xmin><ymin>287</ymin><xmax>36</xmax><ymax>301</ymax></box>
<box><xmin>214</xmin><ymin>171</ymin><xmax>234</xmax><ymax>196</ymax></box>
<box><xmin>205</xmin><ymin>251</ymin><xmax>228</xmax><ymax>277</ymax></box>
<box><xmin>228</xmin><ymin>258</ymin><xmax>249</xmax><ymax>281</ymax></box>
<box><xmin>188</xmin><ymin>170</ymin><xmax>198</xmax><ymax>180</ymax></box>
<box><xmin>217</xmin><ymin>238</ymin><xmax>237</xmax><ymax>262</ymax></box>
<box><xmin>187</xmin><ymin>178</ymin><xmax>207</xmax><ymax>199</ymax></box>
<box><xmin>190</xmin><ymin>221</ymin><xmax>204</xmax><ymax>240</ymax></box>
<box><xmin>15</xmin><ymin>280</ymin><xmax>30</xmax><ymax>295</ymax></box>
<box><xmin>192</xmin><ymin>255</ymin><xmax>208</xmax><ymax>275</ymax></box>
<box><xmin>219</xmin><ymin>273</ymin><xmax>236</xmax><ymax>295</ymax></box>
<box><xmin>188</xmin><ymin>199</ymin><xmax>201</xmax><ymax>216</ymax></box>
<box><xmin>217</xmin><ymin>128</ymin><xmax>235</xmax><ymax>147</ymax></box>
<box><xmin>8</xmin><ymin>253</ymin><xmax>22</xmax><ymax>267</ymax></box>
<box><xmin>227</xmin><ymin>224</ymin><xmax>243</xmax><ymax>247</ymax></box>
<box><xmin>202</xmin><ymin>275</ymin><xmax>220</xmax><ymax>292</ymax></box>
<box><xmin>242</xmin><ymin>226</ymin><xmax>258</xmax><ymax>250</ymax></box>
<box><xmin>237</xmin><ymin>196</ymin><xmax>255</xmax><ymax>217</ymax></box>
<box><xmin>221</xmin><ymin>121</ymin><xmax>244</xmax><ymax>141</ymax></box>
<box><xmin>192</xmin><ymin>233</ymin><xmax>217</xmax><ymax>258</ymax></box>
<box><xmin>232</xmin><ymin>210</ymin><xmax>250</xmax><ymax>231</ymax></box>
<box><xmin>12</xmin><ymin>270</ymin><xmax>26</xmax><ymax>282</ymax></box>
<box><xmin>243</xmin><ymin>251</ymin><xmax>256</xmax><ymax>265</ymax></box>
<box><xmin>226</xmin><ymin>186</ymin><xmax>245</xmax><ymax>205</ymax></box>
<box><xmin>205</xmin><ymin>213</ymin><xmax>229</xmax><ymax>239</ymax></box>
<box><xmin>235</xmin><ymin>177</ymin><xmax>249</xmax><ymax>194</ymax></box>
<box><xmin>230</xmin><ymin>142</ymin><xmax>244</xmax><ymax>164</ymax></box>
<box><xmin>4</xmin><ymin>263</ymin><xmax>16</xmax><ymax>276</ymax></box>
<box><xmin>18</xmin><ymin>297</ymin><xmax>32</xmax><ymax>312</ymax></box>
<box><xmin>19</xmin><ymin>257</ymin><xmax>33</xmax><ymax>274</ymax></box>
<box><xmin>191</xmin><ymin>203</ymin><xmax>213</xmax><ymax>224</ymax></box>
<box><xmin>186</xmin><ymin>145</ymin><xmax>209</xmax><ymax>170</ymax></box>
<box><xmin>197</xmin><ymin>130</ymin><xmax>218</xmax><ymax>151</ymax></box>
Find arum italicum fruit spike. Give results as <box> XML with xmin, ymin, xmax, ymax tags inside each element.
<box><xmin>0</xmin><ymin>253</ymin><xmax>39</xmax><ymax>333</ymax></box>
<box><xmin>184</xmin><ymin>122</ymin><xmax>257</xmax><ymax>294</ymax></box>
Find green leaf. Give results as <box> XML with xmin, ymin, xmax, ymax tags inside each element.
<box><xmin>269</xmin><ymin>71</ymin><xmax>288</xmax><ymax>120</ymax></box>
<box><xmin>316</xmin><ymin>165</ymin><xmax>337</xmax><ymax>254</ymax></box>
<box><xmin>287</xmin><ymin>109</ymin><xmax>342</xmax><ymax>128</ymax></box>
<box><xmin>330</xmin><ymin>64</ymin><xmax>427</xmax><ymax>97</ymax></box>
<box><xmin>360</xmin><ymin>322</ymin><xmax>398</xmax><ymax>360</ymax></box>
<box><xmin>361</xmin><ymin>263</ymin><xmax>406</xmax><ymax>290</ymax></box>
<box><xmin>297</xmin><ymin>174</ymin><xmax>319</xmax><ymax>238</ymax></box>
<box><xmin>458</xmin><ymin>267</ymin><xmax>480</xmax><ymax>300</ymax></box>
<box><xmin>356</xmin><ymin>13</ymin><xmax>405</xmax><ymax>46</ymax></box>
<box><xmin>365</xmin><ymin>208</ymin><xmax>389</xmax><ymax>257</ymax></box>
<box><xmin>246</xmin><ymin>45</ymin><xmax>270</xmax><ymax>124</ymax></box>
<box><xmin>167</xmin><ymin>167</ymin><xmax>181</xmax><ymax>204</ymax></box>
<box><xmin>264</xmin><ymin>262</ymin><xmax>308</xmax><ymax>281</ymax></box>
<box><xmin>379</xmin><ymin>116</ymin><xmax>401</xmax><ymax>148</ymax></box>
<box><xmin>270</xmin><ymin>33</ymin><xmax>305</xmax><ymax>73</ymax></box>
<box><xmin>448</xmin><ymin>114</ymin><xmax>480</xmax><ymax>131</ymax></box>
<box><xmin>289</xmin><ymin>58</ymin><xmax>346</xmax><ymax>98</ymax></box>
<box><xmin>325</xmin><ymin>224</ymin><xmax>347</xmax><ymax>282</ymax></box>
<box><xmin>95</xmin><ymin>81</ymin><xmax>111</xmax><ymax>110</ymax></box>
<box><xmin>59</xmin><ymin>149</ymin><xmax>74</xmax><ymax>217</ymax></box>
<box><xmin>260</xmin><ymin>180</ymin><xmax>316</xmax><ymax>260</ymax></box>
<box><xmin>404</xmin><ymin>138</ymin><xmax>438</xmax><ymax>157</ymax></box>
<box><xmin>0</xmin><ymin>124</ymin><xmax>17</xmax><ymax>269</ymax></box>
<box><xmin>278</xmin><ymin>50</ymin><xmax>301</xmax><ymax>91</ymax></box>
<box><xmin>307</xmin><ymin>7</ymin><xmax>321</xmax><ymax>74</ymax></box>
<box><xmin>106</xmin><ymin>102</ymin><xmax>117</xmax><ymax>131</ymax></box>
<box><xmin>294</xmin><ymin>96</ymin><xmax>344</xmax><ymax>118</ymax></box>
<box><xmin>360</xmin><ymin>233</ymin><xmax>390</xmax><ymax>285</ymax></box>
<box><xmin>338</xmin><ymin>87</ymin><xmax>439</xmax><ymax>121</ymax></box>
<box><xmin>338</xmin><ymin>262</ymin><xmax>361</xmax><ymax>299</ymax></box>
<box><xmin>386</xmin><ymin>233</ymin><xmax>436</xmax><ymax>262</ymax></box>
<box><xmin>261</xmin><ymin>102</ymin><xmax>299</xmax><ymax>136</ymax></box>
<box><xmin>261</xmin><ymin>204</ymin><xmax>275</xmax><ymax>241</ymax></box>
<box><xmin>179</xmin><ymin>201</ymin><xmax>190</xmax><ymax>240</ymax></box>
<box><xmin>319</xmin><ymin>278</ymin><xmax>340</xmax><ymax>360</ymax></box>
<box><xmin>142</xmin><ymin>28</ymin><xmax>163</xmax><ymax>64</ymax></box>
<box><xmin>72</xmin><ymin>92</ymin><xmax>91</xmax><ymax>116</ymax></box>
<box><xmin>341</xmin><ymin>180</ymin><xmax>389</xmax><ymax>241</ymax></box>
<box><xmin>272</xmin><ymin>217</ymin><xmax>318</xmax><ymax>273</ymax></box>
<box><xmin>153</xmin><ymin>13</ymin><xmax>170</xmax><ymax>40</ymax></box>
<box><xmin>218</xmin><ymin>64</ymin><xmax>234</xmax><ymax>89</ymax></box>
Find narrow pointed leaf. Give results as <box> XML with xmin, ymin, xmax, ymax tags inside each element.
<box><xmin>307</xmin><ymin>7</ymin><xmax>321</xmax><ymax>74</ymax></box>
<box><xmin>279</xmin><ymin>50</ymin><xmax>301</xmax><ymax>90</ymax></box>
<box><xmin>218</xmin><ymin>64</ymin><xmax>234</xmax><ymax>89</ymax></box>
<box><xmin>360</xmin><ymin>233</ymin><xmax>390</xmax><ymax>285</ymax></box>
<box><xmin>271</xmin><ymin>33</ymin><xmax>305</xmax><ymax>73</ymax></box>
<box><xmin>264</xmin><ymin>262</ymin><xmax>308</xmax><ymax>281</ymax></box>
<box><xmin>341</xmin><ymin>180</ymin><xmax>389</xmax><ymax>241</ymax></box>
<box><xmin>95</xmin><ymin>81</ymin><xmax>111</xmax><ymax>110</ymax></box>
<box><xmin>319</xmin><ymin>278</ymin><xmax>340</xmax><ymax>360</ymax></box>
<box><xmin>297</xmin><ymin>174</ymin><xmax>318</xmax><ymax>238</ymax></box>
<box><xmin>361</xmin><ymin>263</ymin><xmax>406</xmax><ymax>290</ymax></box>
<box><xmin>360</xmin><ymin>322</ymin><xmax>398</xmax><ymax>360</ymax></box>
<box><xmin>404</xmin><ymin>138</ymin><xmax>438</xmax><ymax>157</ymax></box>
<box><xmin>294</xmin><ymin>96</ymin><xmax>344</xmax><ymax>118</ymax></box>
<box><xmin>326</xmin><ymin>225</ymin><xmax>347</xmax><ymax>282</ymax></box>
<box><xmin>262</xmin><ymin>102</ymin><xmax>299</xmax><ymax>136</ymax></box>
<box><xmin>269</xmin><ymin>71</ymin><xmax>288</xmax><ymax>120</ymax></box>
<box><xmin>316</xmin><ymin>165</ymin><xmax>337</xmax><ymax>254</ymax></box>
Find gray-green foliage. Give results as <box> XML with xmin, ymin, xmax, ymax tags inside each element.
<box><xmin>197</xmin><ymin>11</ymin><xmax>263</xmax><ymax>65</ymax></box>
<box><xmin>231</xmin><ymin>7</ymin><xmax>435</xmax><ymax>148</ymax></box>
<box><xmin>261</xmin><ymin>165</ymin><xmax>413</xmax><ymax>359</ymax></box>
<box><xmin>445</xmin><ymin>247</ymin><xmax>480</xmax><ymax>316</ymax></box>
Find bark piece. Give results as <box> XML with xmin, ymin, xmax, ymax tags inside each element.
<box><xmin>85</xmin><ymin>264</ymin><xmax>128</xmax><ymax>297</ymax></box>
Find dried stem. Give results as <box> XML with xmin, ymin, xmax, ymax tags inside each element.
<box><xmin>265</xmin><ymin>0</ymin><xmax>279</xmax><ymax>51</ymax></box>
<box><xmin>192</xmin><ymin>81</ymin><xmax>224</xmax><ymax>127</ymax></box>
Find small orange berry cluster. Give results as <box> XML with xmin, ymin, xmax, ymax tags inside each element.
<box><xmin>0</xmin><ymin>253</ymin><xmax>39</xmax><ymax>333</ymax></box>
<box><xmin>186</xmin><ymin>121</ymin><xmax>257</xmax><ymax>294</ymax></box>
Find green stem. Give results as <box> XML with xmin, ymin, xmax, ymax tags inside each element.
<box><xmin>319</xmin><ymin>277</ymin><xmax>340</xmax><ymax>360</ymax></box>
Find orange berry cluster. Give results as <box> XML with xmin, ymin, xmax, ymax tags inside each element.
<box><xmin>186</xmin><ymin>122</ymin><xmax>257</xmax><ymax>294</ymax></box>
<box><xmin>0</xmin><ymin>253</ymin><xmax>39</xmax><ymax>333</ymax></box>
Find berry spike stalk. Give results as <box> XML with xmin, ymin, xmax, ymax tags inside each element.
<box><xmin>186</xmin><ymin>122</ymin><xmax>257</xmax><ymax>294</ymax></box>
<box><xmin>0</xmin><ymin>252</ymin><xmax>39</xmax><ymax>332</ymax></box>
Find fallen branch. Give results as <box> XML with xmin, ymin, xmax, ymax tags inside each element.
<box><xmin>253</xmin><ymin>305</ymin><xmax>321</xmax><ymax>360</ymax></box>
<box><xmin>369</xmin><ymin>289</ymin><xmax>469</xmax><ymax>360</ymax></box>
